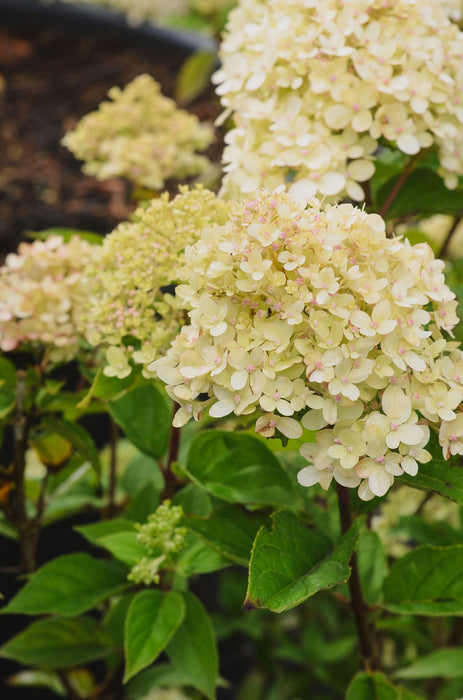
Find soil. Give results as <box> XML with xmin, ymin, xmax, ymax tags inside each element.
<box><xmin>0</xmin><ymin>13</ymin><xmax>223</xmax><ymax>256</ymax></box>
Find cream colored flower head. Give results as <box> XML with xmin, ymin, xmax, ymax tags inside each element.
<box><xmin>0</xmin><ymin>235</ymin><xmax>98</xmax><ymax>363</ymax></box>
<box><xmin>63</xmin><ymin>74</ymin><xmax>214</xmax><ymax>190</ymax></box>
<box><xmin>214</xmin><ymin>0</ymin><xmax>463</xmax><ymax>200</ymax></box>
<box><xmin>82</xmin><ymin>186</ymin><xmax>231</xmax><ymax>378</ymax></box>
<box><xmin>151</xmin><ymin>188</ymin><xmax>463</xmax><ymax>500</ymax></box>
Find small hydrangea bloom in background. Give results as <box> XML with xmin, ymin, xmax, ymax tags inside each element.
<box><xmin>81</xmin><ymin>186</ymin><xmax>231</xmax><ymax>378</ymax></box>
<box><xmin>63</xmin><ymin>74</ymin><xmax>214</xmax><ymax>190</ymax></box>
<box><xmin>152</xmin><ymin>188</ymin><xmax>463</xmax><ymax>500</ymax></box>
<box><xmin>0</xmin><ymin>235</ymin><xmax>97</xmax><ymax>363</ymax></box>
<box><xmin>214</xmin><ymin>0</ymin><xmax>463</xmax><ymax>201</ymax></box>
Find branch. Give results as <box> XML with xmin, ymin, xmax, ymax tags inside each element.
<box><xmin>378</xmin><ymin>154</ymin><xmax>420</xmax><ymax>220</ymax></box>
<box><xmin>438</xmin><ymin>213</ymin><xmax>462</xmax><ymax>260</ymax></box>
<box><xmin>336</xmin><ymin>484</ymin><xmax>379</xmax><ymax>671</ymax></box>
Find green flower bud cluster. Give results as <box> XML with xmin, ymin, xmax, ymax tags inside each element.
<box><xmin>128</xmin><ymin>501</ymin><xmax>187</xmax><ymax>586</ymax></box>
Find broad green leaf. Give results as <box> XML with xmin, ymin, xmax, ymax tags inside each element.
<box><xmin>346</xmin><ymin>672</ymin><xmax>425</xmax><ymax>700</ymax></box>
<box><xmin>188</xmin><ymin>505</ymin><xmax>269</xmax><ymax>566</ymax></box>
<box><xmin>0</xmin><ymin>356</ymin><xmax>17</xmax><ymax>386</ymax></box>
<box><xmin>1</xmin><ymin>616</ymin><xmax>113</xmax><ymax>668</ymax></box>
<box><xmin>383</xmin><ymin>545</ymin><xmax>463</xmax><ymax>615</ymax></box>
<box><xmin>104</xmin><ymin>593</ymin><xmax>136</xmax><ymax>648</ymax></box>
<box><xmin>32</xmin><ymin>433</ymin><xmax>72</xmax><ymax>469</ymax></box>
<box><xmin>124</xmin><ymin>590</ymin><xmax>185</xmax><ymax>682</ymax></box>
<box><xmin>173</xmin><ymin>483</ymin><xmax>212</xmax><ymax>516</ymax></box>
<box><xmin>77</xmin><ymin>367</ymin><xmax>135</xmax><ymax>409</ymax></box>
<box><xmin>244</xmin><ymin>510</ymin><xmax>358</xmax><ymax>613</ymax></box>
<box><xmin>183</xmin><ymin>431</ymin><xmax>297</xmax><ymax>507</ymax></box>
<box><xmin>0</xmin><ymin>386</ymin><xmax>15</xmax><ymax>419</ymax></box>
<box><xmin>395</xmin><ymin>648</ymin><xmax>463</xmax><ymax>680</ymax></box>
<box><xmin>120</xmin><ymin>453</ymin><xmax>164</xmax><ymax>497</ymax></box>
<box><xmin>126</xmin><ymin>663</ymin><xmax>190</xmax><ymax>699</ymax></box>
<box><xmin>109</xmin><ymin>384</ymin><xmax>171</xmax><ymax>459</ymax></box>
<box><xmin>398</xmin><ymin>452</ymin><xmax>463</xmax><ymax>505</ymax></box>
<box><xmin>166</xmin><ymin>592</ymin><xmax>218</xmax><ymax>700</ymax></box>
<box><xmin>357</xmin><ymin>527</ymin><xmax>388</xmax><ymax>605</ymax></box>
<box><xmin>175</xmin><ymin>50</ymin><xmax>217</xmax><ymax>106</ymax></box>
<box><xmin>76</xmin><ymin>518</ymin><xmax>136</xmax><ymax>547</ymax></box>
<box><xmin>27</xmin><ymin>227</ymin><xmax>103</xmax><ymax>245</ymax></box>
<box><xmin>2</xmin><ymin>553</ymin><xmax>129</xmax><ymax>616</ymax></box>
<box><xmin>42</xmin><ymin>416</ymin><xmax>101</xmax><ymax>475</ymax></box>
<box><xmin>125</xmin><ymin>481</ymin><xmax>160</xmax><ymax>522</ymax></box>
<box><xmin>175</xmin><ymin>532</ymin><xmax>230</xmax><ymax>577</ymax></box>
<box><xmin>98</xmin><ymin>532</ymin><xmax>147</xmax><ymax>567</ymax></box>
<box><xmin>8</xmin><ymin>669</ymin><xmax>65</xmax><ymax>696</ymax></box>
<box><xmin>376</xmin><ymin>168</ymin><xmax>463</xmax><ymax>218</ymax></box>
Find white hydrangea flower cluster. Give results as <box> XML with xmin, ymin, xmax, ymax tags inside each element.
<box><xmin>63</xmin><ymin>75</ymin><xmax>214</xmax><ymax>191</ymax></box>
<box><xmin>0</xmin><ymin>235</ymin><xmax>98</xmax><ymax>363</ymax></box>
<box><xmin>443</xmin><ymin>0</ymin><xmax>462</xmax><ymax>22</ymax></box>
<box><xmin>81</xmin><ymin>186</ymin><xmax>231</xmax><ymax>378</ymax></box>
<box><xmin>152</xmin><ymin>189</ymin><xmax>463</xmax><ymax>501</ymax></box>
<box><xmin>214</xmin><ymin>0</ymin><xmax>463</xmax><ymax>201</ymax></box>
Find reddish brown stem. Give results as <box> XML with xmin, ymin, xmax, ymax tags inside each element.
<box><xmin>378</xmin><ymin>154</ymin><xmax>419</xmax><ymax>220</ymax></box>
<box><xmin>336</xmin><ymin>484</ymin><xmax>378</xmax><ymax>672</ymax></box>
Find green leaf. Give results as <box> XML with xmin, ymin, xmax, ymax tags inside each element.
<box><xmin>188</xmin><ymin>505</ymin><xmax>269</xmax><ymax>566</ymax></box>
<box><xmin>124</xmin><ymin>590</ymin><xmax>185</xmax><ymax>682</ymax></box>
<box><xmin>76</xmin><ymin>518</ymin><xmax>136</xmax><ymax>547</ymax></box>
<box><xmin>1</xmin><ymin>616</ymin><xmax>113</xmax><ymax>668</ymax></box>
<box><xmin>357</xmin><ymin>527</ymin><xmax>388</xmax><ymax>605</ymax></box>
<box><xmin>104</xmin><ymin>593</ymin><xmax>136</xmax><ymax>648</ymax></box>
<box><xmin>98</xmin><ymin>532</ymin><xmax>147</xmax><ymax>567</ymax></box>
<box><xmin>173</xmin><ymin>483</ymin><xmax>212</xmax><ymax>517</ymax></box>
<box><xmin>120</xmin><ymin>453</ymin><xmax>164</xmax><ymax>497</ymax></box>
<box><xmin>175</xmin><ymin>50</ymin><xmax>217</xmax><ymax>106</ymax></box>
<box><xmin>383</xmin><ymin>545</ymin><xmax>463</xmax><ymax>615</ymax></box>
<box><xmin>77</xmin><ymin>367</ymin><xmax>135</xmax><ymax>409</ymax></box>
<box><xmin>27</xmin><ymin>227</ymin><xmax>103</xmax><ymax>245</ymax></box>
<box><xmin>126</xmin><ymin>663</ymin><xmax>190</xmax><ymax>699</ymax></box>
<box><xmin>0</xmin><ymin>386</ymin><xmax>15</xmax><ymax>419</ymax></box>
<box><xmin>183</xmin><ymin>431</ymin><xmax>297</xmax><ymax>507</ymax></box>
<box><xmin>395</xmin><ymin>648</ymin><xmax>463</xmax><ymax>680</ymax></box>
<box><xmin>346</xmin><ymin>672</ymin><xmax>425</xmax><ymax>699</ymax></box>
<box><xmin>42</xmin><ymin>416</ymin><xmax>101</xmax><ymax>475</ymax></box>
<box><xmin>244</xmin><ymin>510</ymin><xmax>358</xmax><ymax>613</ymax></box>
<box><xmin>7</xmin><ymin>669</ymin><xmax>65</xmax><ymax>696</ymax></box>
<box><xmin>125</xmin><ymin>481</ymin><xmax>160</xmax><ymax>522</ymax></box>
<box><xmin>166</xmin><ymin>592</ymin><xmax>218</xmax><ymax>700</ymax></box>
<box><xmin>0</xmin><ymin>356</ymin><xmax>17</xmax><ymax>387</ymax></box>
<box><xmin>108</xmin><ymin>384</ymin><xmax>171</xmax><ymax>459</ymax></box>
<box><xmin>175</xmin><ymin>532</ymin><xmax>230</xmax><ymax>577</ymax></box>
<box><xmin>376</xmin><ymin>168</ymin><xmax>463</xmax><ymax>218</ymax></box>
<box><xmin>2</xmin><ymin>553</ymin><xmax>130</xmax><ymax>616</ymax></box>
<box><xmin>398</xmin><ymin>453</ymin><xmax>463</xmax><ymax>505</ymax></box>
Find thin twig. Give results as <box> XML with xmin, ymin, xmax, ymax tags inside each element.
<box><xmin>438</xmin><ymin>213</ymin><xmax>463</xmax><ymax>260</ymax></box>
<box><xmin>106</xmin><ymin>419</ymin><xmax>119</xmax><ymax>519</ymax></box>
<box><xmin>378</xmin><ymin>154</ymin><xmax>420</xmax><ymax>220</ymax></box>
<box><xmin>336</xmin><ymin>484</ymin><xmax>378</xmax><ymax>672</ymax></box>
<box><xmin>160</xmin><ymin>402</ymin><xmax>182</xmax><ymax>501</ymax></box>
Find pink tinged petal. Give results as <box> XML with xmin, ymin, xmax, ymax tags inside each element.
<box><xmin>324</xmin><ymin>104</ymin><xmax>352</xmax><ymax>130</ymax></box>
<box><xmin>401</xmin><ymin>456</ymin><xmax>418</xmax><ymax>476</ymax></box>
<box><xmin>352</xmin><ymin>111</ymin><xmax>372</xmax><ymax>133</ymax></box>
<box><xmin>302</xmin><ymin>410</ymin><xmax>328</xmax><ymax>430</ymax></box>
<box><xmin>397</xmin><ymin>133</ymin><xmax>420</xmax><ymax>155</ymax></box>
<box><xmin>209</xmin><ymin>399</ymin><xmax>235</xmax><ymax>418</ymax></box>
<box><xmin>230</xmin><ymin>370</ymin><xmax>248</xmax><ymax>391</ymax></box>
<box><xmin>368</xmin><ymin>467</ymin><xmax>394</xmax><ymax>497</ymax></box>
<box><xmin>318</xmin><ymin>172</ymin><xmax>346</xmax><ymax>196</ymax></box>
<box><xmin>297</xmin><ymin>465</ymin><xmax>323</xmax><ymax>487</ymax></box>
<box><xmin>439</xmin><ymin>408</ymin><xmax>457</xmax><ymax>422</ymax></box>
<box><xmin>358</xmin><ymin>480</ymin><xmax>374</xmax><ymax>501</ymax></box>
<box><xmin>382</xmin><ymin>384</ymin><xmax>411</xmax><ymax>421</ymax></box>
<box><xmin>210</xmin><ymin>321</ymin><xmax>228</xmax><ymax>336</ymax></box>
<box><xmin>404</xmin><ymin>351</ymin><xmax>426</xmax><ymax>372</ymax></box>
<box><xmin>154</xmin><ymin>365</ymin><xmax>183</xmax><ymax>384</ymax></box>
<box><xmin>276</xmin><ymin>417</ymin><xmax>303</xmax><ymax>439</ymax></box>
